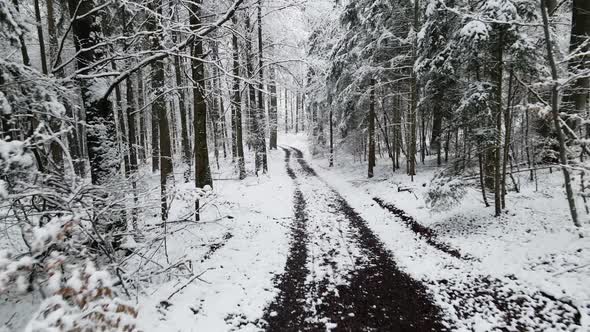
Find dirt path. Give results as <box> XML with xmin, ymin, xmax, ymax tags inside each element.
<box><xmin>263</xmin><ymin>147</ymin><xmax>446</xmax><ymax>331</ymax></box>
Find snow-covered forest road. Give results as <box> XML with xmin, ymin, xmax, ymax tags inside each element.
<box><xmin>257</xmin><ymin>147</ymin><xmax>581</xmax><ymax>331</ymax></box>
<box><xmin>264</xmin><ymin>147</ymin><xmax>443</xmax><ymax>330</ymax></box>
<box><xmin>3</xmin><ymin>0</ymin><xmax>590</xmax><ymax>330</ymax></box>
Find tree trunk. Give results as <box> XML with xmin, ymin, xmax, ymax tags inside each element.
<box><xmin>231</xmin><ymin>16</ymin><xmax>246</xmax><ymax>179</ymax></box>
<box><xmin>329</xmin><ymin>94</ymin><xmax>334</xmax><ymax>167</ymax></box>
<box><xmin>285</xmin><ymin>89</ymin><xmax>289</xmax><ymax>133</ymax></box>
<box><xmin>11</xmin><ymin>0</ymin><xmax>30</xmax><ymax>67</ymax></box>
<box><xmin>295</xmin><ymin>92</ymin><xmax>300</xmax><ymax>133</ymax></box>
<box><xmin>269</xmin><ymin>67</ymin><xmax>278</xmax><ymax>149</ymax></box>
<box><xmin>136</xmin><ymin>69</ymin><xmax>147</xmax><ymax>163</ymax></box>
<box><xmin>126</xmin><ymin>74</ymin><xmax>139</xmax><ymax>231</ymax></box>
<box><xmin>409</xmin><ymin>0</ymin><xmax>419</xmax><ymax>179</ymax></box>
<box><xmin>245</xmin><ymin>12</ymin><xmax>264</xmax><ymax>174</ymax></box>
<box><xmin>151</xmin><ymin>105</ymin><xmax>160</xmax><ymax>172</ymax></box>
<box><xmin>565</xmin><ymin>0</ymin><xmax>590</xmax><ymax>121</ymax></box>
<box><xmin>46</xmin><ymin>0</ymin><xmax>64</xmax><ymax>167</ymax></box>
<box><xmin>368</xmin><ymin>80</ymin><xmax>376</xmax><ymax>178</ymax></box>
<box><xmin>493</xmin><ymin>32</ymin><xmax>504</xmax><ymax>217</ymax></box>
<box><xmin>191</xmin><ymin>0</ymin><xmax>212</xmax><ymax>221</ymax></box>
<box><xmin>502</xmin><ymin>70</ymin><xmax>515</xmax><ymax>209</ymax></box>
<box><xmin>68</xmin><ymin>0</ymin><xmax>116</xmax><ymax>185</ymax></box>
<box><xmin>34</xmin><ymin>0</ymin><xmax>48</xmax><ymax>74</ymax></box>
<box><xmin>432</xmin><ymin>110</ymin><xmax>443</xmax><ymax>166</ymax></box>
<box><xmin>257</xmin><ymin>0</ymin><xmax>268</xmax><ymax>172</ymax></box>
<box><xmin>147</xmin><ymin>0</ymin><xmax>173</xmax><ymax>222</ymax></box>
<box><xmin>541</xmin><ymin>0</ymin><xmax>580</xmax><ymax>227</ymax></box>
<box><xmin>171</xmin><ymin>5</ymin><xmax>191</xmax><ymax>182</ymax></box>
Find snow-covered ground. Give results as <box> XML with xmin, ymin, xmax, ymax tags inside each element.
<box><xmin>134</xmin><ymin>150</ymin><xmax>295</xmax><ymax>331</ymax></box>
<box><xmin>287</xmin><ymin>134</ymin><xmax>590</xmax><ymax>330</ymax></box>
<box><xmin>2</xmin><ymin>135</ymin><xmax>588</xmax><ymax>331</ymax></box>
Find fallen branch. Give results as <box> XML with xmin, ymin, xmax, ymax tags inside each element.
<box><xmin>166</xmin><ymin>268</ymin><xmax>213</xmax><ymax>302</ymax></box>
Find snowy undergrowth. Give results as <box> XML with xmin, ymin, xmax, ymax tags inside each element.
<box><xmin>284</xmin><ymin>134</ymin><xmax>589</xmax><ymax>330</ymax></box>
<box><xmin>135</xmin><ymin>150</ymin><xmax>294</xmax><ymax>331</ymax></box>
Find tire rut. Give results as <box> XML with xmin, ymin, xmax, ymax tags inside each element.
<box><xmin>372</xmin><ymin>197</ymin><xmax>468</xmax><ymax>260</ymax></box>
<box><xmin>264</xmin><ymin>148</ymin><xmax>310</xmax><ymax>331</ymax></box>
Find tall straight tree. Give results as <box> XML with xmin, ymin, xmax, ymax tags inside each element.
<box><xmin>245</xmin><ymin>11</ymin><xmax>264</xmax><ymax>174</ymax></box>
<box><xmin>565</xmin><ymin>0</ymin><xmax>590</xmax><ymax>119</ymax></box>
<box><xmin>256</xmin><ymin>0</ymin><xmax>268</xmax><ymax>172</ymax></box>
<box><xmin>68</xmin><ymin>0</ymin><xmax>116</xmax><ymax>185</ymax></box>
<box><xmin>368</xmin><ymin>79</ymin><xmax>376</xmax><ymax>178</ymax></box>
<box><xmin>172</xmin><ymin>1</ymin><xmax>191</xmax><ymax>182</ymax></box>
<box><xmin>191</xmin><ymin>0</ymin><xmax>212</xmax><ymax>221</ymax></box>
<box><xmin>231</xmin><ymin>15</ymin><xmax>246</xmax><ymax>179</ymax></box>
<box><xmin>33</xmin><ymin>0</ymin><xmax>48</xmax><ymax>74</ymax></box>
<box><xmin>269</xmin><ymin>67</ymin><xmax>278</xmax><ymax>149</ymax></box>
<box><xmin>541</xmin><ymin>0</ymin><xmax>581</xmax><ymax>227</ymax></box>
<box><xmin>147</xmin><ymin>0</ymin><xmax>174</xmax><ymax>222</ymax></box>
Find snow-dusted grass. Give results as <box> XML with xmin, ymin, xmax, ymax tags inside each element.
<box><xmin>135</xmin><ymin>150</ymin><xmax>294</xmax><ymax>331</ymax></box>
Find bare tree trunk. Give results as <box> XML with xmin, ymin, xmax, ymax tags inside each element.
<box><xmin>368</xmin><ymin>79</ymin><xmax>376</xmax><ymax>178</ymax></box>
<box><xmin>137</xmin><ymin>69</ymin><xmax>147</xmax><ymax>163</ymax></box>
<box><xmin>329</xmin><ymin>101</ymin><xmax>334</xmax><ymax>167</ymax></box>
<box><xmin>245</xmin><ymin>12</ymin><xmax>263</xmax><ymax>174</ymax></box>
<box><xmin>479</xmin><ymin>151</ymin><xmax>490</xmax><ymax>207</ymax></box>
<box><xmin>148</xmin><ymin>0</ymin><xmax>173</xmax><ymax>222</ymax></box>
<box><xmin>295</xmin><ymin>92</ymin><xmax>300</xmax><ymax>133</ymax></box>
<box><xmin>191</xmin><ymin>0</ymin><xmax>213</xmax><ymax>221</ymax></box>
<box><xmin>126</xmin><ymin>74</ymin><xmax>139</xmax><ymax>231</ymax></box>
<box><xmin>492</xmin><ymin>32</ymin><xmax>504</xmax><ymax>217</ymax></box>
<box><xmin>34</xmin><ymin>0</ymin><xmax>48</xmax><ymax>75</ymax></box>
<box><xmin>502</xmin><ymin>70</ymin><xmax>515</xmax><ymax>208</ymax></box>
<box><xmin>564</xmin><ymin>0</ymin><xmax>590</xmax><ymax>122</ymax></box>
<box><xmin>541</xmin><ymin>0</ymin><xmax>580</xmax><ymax>227</ymax></box>
<box><xmin>231</xmin><ymin>16</ymin><xmax>246</xmax><ymax>179</ymax></box>
<box><xmin>46</xmin><ymin>0</ymin><xmax>64</xmax><ymax>167</ymax></box>
<box><xmin>12</xmin><ymin>0</ymin><xmax>31</xmax><ymax>67</ymax></box>
<box><xmin>269</xmin><ymin>67</ymin><xmax>278</xmax><ymax>149</ymax></box>
<box><xmin>257</xmin><ymin>0</ymin><xmax>268</xmax><ymax>172</ymax></box>
<box><xmin>151</xmin><ymin>106</ymin><xmax>160</xmax><ymax>172</ymax></box>
<box><xmin>409</xmin><ymin>0</ymin><xmax>419</xmax><ymax>179</ymax></box>
<box><xmin>68</xmin><ymin>0</ymin><xmax>116</xmax><ymax>185</ymax></box>
<box><xmin>171</xmin><ymin>4</ymin><xmax>191</xmax><ymax>182</ymax></box>
<box><xmin>285</xmin><ymin>89</ymin><xmax>289</xmax><ymax>133</ymax></box>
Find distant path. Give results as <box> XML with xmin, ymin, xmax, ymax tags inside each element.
<box><xmin>263</xmin><ymin>147</ymin><xmax>445</xmax><ymax>331</ymax></box>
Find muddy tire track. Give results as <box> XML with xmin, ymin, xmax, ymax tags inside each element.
<box><xmin>263</xmin><ymin>148</ymin><xmax>310</xmax><ymax>331</ymax></box>
<box><xmin>372</xmin><ymin>197</ymin><xmax>467</xmax><ymax>260</ymax></box>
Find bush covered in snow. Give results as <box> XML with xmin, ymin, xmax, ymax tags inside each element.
<box><xmin>425</xmin><ymin>173</ymin><xmax>467</xmax><ymax>211</ymax></box>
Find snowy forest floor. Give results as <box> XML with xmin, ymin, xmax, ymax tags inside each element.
<box><xmin>2</xmin><ymin>135</ymin><xmax>589</xmax><ymax>332</ymax></box>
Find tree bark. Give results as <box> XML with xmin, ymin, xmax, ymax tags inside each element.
<box><xmin>493</xmin><ymin>32</ymin><xmax>504</xmax><ymax>217</ymax></box>
<box><xmin>34</xmin><ymin>0</ymin><xmax>48</xmax><ymax>74</ymax></box>
<box><xmin>257</xmin><ymin>0</ymin><xmax>268</xmax><ymax>172</ymax></box>
<box><xmin>231</xmin><ymin>16</ymin><xmax>246</xmax><ymax>179</ymax></box>
<box><xmin>541</xmin><ymin>0</ymin><xmax>580</xmax><ymax>227</ymax></box>
<box><xmin>171</xmin><ymin>2</ymin><xmax>191</xmax><ymax>182</ymax></box>
<box><xmin>192</xmin><ymin>0</ymin><xmax>213</xmax><ymax>192</ymax></box>
<box><xmin>368</xmin><ymin>80</ymin><xmax>376</xmax><ymax>178</ymax></box>
<box><xmin>565</xmin><ymin>0</ymin><xmax>590</xmax><ymax>121</ymax></box>
<box><xmin>245</xmin><ymin>12</ymin><xmax>264</xmax><ymax>174</ymax></box>
<box><xmin>269</xmin><ymin>67</ymin><xmax>278</xmax><ymax>149</ymax></box>
<box><xmin>148</xmin><ymin>0</ymin><xmax>174</xmax><ymax>222</ymax></box>
<box><xmin>409</xmin><ymin>0</ymin><xmax>419</xmax><ymax>179</ymax></box>
<box><xmin>68</xmin><ymin>0</ymin><xmax>116</xmax><ymax>185</ymax></box>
